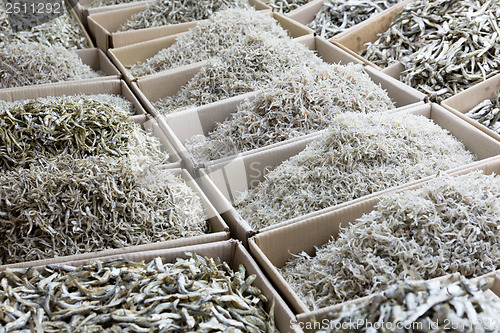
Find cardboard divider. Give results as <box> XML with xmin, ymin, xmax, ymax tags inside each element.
<box><xmin>87</xmin><ymin>0</ymin><xmax>274</xmax><ymax>51</ymax></box>
<box><xmin>74</xmin><ymin>47</ymin><xmax>121</xmax><ymax>79</ymax></box>
<box><xmin>286</xmin><ymin>0</ymin><xmax>324</xmax><ymax>25</ymax></box>
<box><xmin>66</xmin><ymin>1</ymin><xmax>95</xmax><ymax>48</ymax></box>
<box><xmin>441</xmin><ymin>73</ymin><xmax>500</xmax><ymax>142</ymax></box>
<box><xmin>249</xmin><ymin>155</ymin><xmax>500</xmax><ymax>316</ymax></box>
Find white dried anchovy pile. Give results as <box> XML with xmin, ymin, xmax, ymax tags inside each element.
<box><xmin>464</xmin><ymin>91</ymin><xmax>500</xmax><ymax>134</ymax></box>
<box><xmin>117</xmin><ymin>0</ymin><xmax>250</xmax><ymax>32</ymax></box>
<box><xmin>235</xmin><ymin>112</ymin><xmax>476</xmax><ymax>230</ymax></box>
<box><xmin>154</xmin><ymin>36</ymin><xmax>323</xmax><ymax>114</ymax></box>
<box><xmin>128</xmin><ymin>8</ymin><xmax>290</xmax><ymax>77</ymax></box>
<box><xmin>265</xmin><ymin>0</ymin><xmax>314</xmax><ymax>13</ymax></box>
<box><xmin>280</xmin><ymin>171</ymin><xmax>500</xmax><ymax>310</ymax></box>
<box><xmin>0</xmin><ymin>155</ymin><xmax>208</xmax><ymax>265</ymax></box>
<box><xmin>186</xmin><ymin>63</ymin><xmax>394</xmax><ymax>163</ymax></box>
<box><xmin>87</xmin><ymin>0</ymin><xmax>146</xmax><ymax>7</ymax></box>
<box><xmin>307</xmin><ymin>0</ymin><xmax>401</xmax><ymax>39</ymax></box>
<box><xmin>362</xmin><ymin>0</ymin><xmax>500</xmax><ymax>102</ymax></box>
<box><xmin>0</xmin><ymin>42</ymin><xmax>99</xmax><ymax>88</ymax></box>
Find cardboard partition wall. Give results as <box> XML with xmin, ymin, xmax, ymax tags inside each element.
<box><xmin>441</xmin><ymin>73</ymin><xmax>500</xmax><ymax>142</ymax></box>
<box><xmin>0</xmin><ymin>240</ymin><xmax>297</xmax><ymax>332</ymax></box>
<box><xmin>65</xmin><ymin>0</ymin><xmax>95</xmax><ymax>48</ymax></box>
<box><xmin>73</xmin><ymin>0</ymin><xmax>153</xmax><ymax>28</ymax></box>
<box><xmin>249</xmin><ymin>155</ymin><xmax>500</xmax><ymax>316</ymax></box>
<box><xmin>74</xmin><ymin>48</ymin><xmax>121</xmax><ymax>79</ymax></box>
<box><xmin>286</xmin><ymin>0</ymin><xmax>324</xmax><ymax>25</ymax></box>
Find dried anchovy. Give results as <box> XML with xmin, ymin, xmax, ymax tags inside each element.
<box><xmin>317</xmin><ymin>276</ymin><xmax>500</xmax><ymax>332</ymax></box>
<box><xmin>87</xmin><ymin>0</ymin><xmax>146</xmax><ymax>8</ymax></box>
<box><xmin>186</xmin><ymin>63</ymin><xmax>394</xmax><ymax>163</ymax></box>
<box><xmin>0</xmin><ymin>155</ymin><xmax>208</xmax><ymax>264</ymax></box>
<box><xmin>117</xmin><ymin>0</ymin><xmax>250</xmax><ymax>32</ymax></box>
<box><xmin>235</xmin><ymin>112</ymin><xmax>476</xmax><ymax>231</ymax></box>
<box><xmin>0</xmin><ymin>254</ymin><xmax>278</xmax><ymax>331</ymax></box>
<box><xmin>154</xmin><ymin>36</ymin><xmax>322</xmax><ymax>114</ymax></box>
<box><xmin>280</xmin><ymin>171</ymin><xmax>500</xmax><ymax>310</ymax></box>
<box><xmin>0</xmin><ymin>95</ymin><xmax>167</xmax><ymax>171</ymax></box>
<box><xmin>307</xmin><ymin>0</ymin><xmax>401</xmax><ymax>39</ymax></box>
<box><xmin>464</xmin><ymin>90</ymin><xmax>500</xmax><ymax>133</ymax></box>
<box><xmin>265</xmin><ymin>0</ymin><xmax>314</xmax><ymax>13</ymax></box>
<box><xmin>362</xmin><ymin>0</ymin><xmax>500</xmax><ymax>103</ymax></box>
<box><xmin>128</xmin><ymin>8</ymin><xmax>290</xmax><ymax>77</ymax></box>
<box><xmin>0</xmin><ymin>42</ymin><xmax>99</xmax><ymax>88</ymax></box>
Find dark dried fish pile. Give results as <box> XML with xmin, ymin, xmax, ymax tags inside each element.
<box><xmin>235</xmin><ymin>112</ymin><xmax>476</xmax><ymax>230</ymax></box>
<box><xmin>0</xmin><ymin>95</ymin><xmax>167</xmax><ymax>171</ymax></box>
<box><xmin>280</xmin><ymin>171</ymin><xmax>500</xmax><ymax>310</ymax></box>
<box><xmin>87</xmin><ymin>0</ymin><xmax>145</xmax><ymax>7</ymax></box>
<box><xmin>0</xmin><ymin>254</ymin><xmax>277</xmax><ymax>331</ymax></box>
<box><xmin>117</xmin><ymin>0</ymin><xmax>250</xmax><ymax>32</ymax></box>
<box><xmin>265</xmin><ymin>0</ymin><xmax>314</xmax><ymax>13</ymax></box>
<box><xmin>0</xmin><ymin>42</ymin><xmax>99</xmax><ymax>88</ymax></box>
<box><xmin>128</xmin><ymin>8</ymin><xmax>290</xmax><ymax>76</ymax></box>
<box><xmin>186</xmin><ymin>63</ymin><xmax>394</xmax><ymax>163</ymax></box>
<box><xmin>464</xmin><ymin>91</ymin><xmax>500</xmax><ymax>134</ymax></box>
<box><xmin>317</xmin><ymin>276</ymin><xmax>500</xmax><ymax>332</ymax></box>
<box><xmin>0</xmin><ymin>155</ymin><xmax>208</xmax><ymax>265</ymax></box>
<box><xmin>362</xmin><ymin>0</ymin><xmax>500</xmax><ymax>102</ymax></box>
<box><xmin>307</xmin><ymin>0</ymin><xmax>401</xmax><ymax>39</ymax></box>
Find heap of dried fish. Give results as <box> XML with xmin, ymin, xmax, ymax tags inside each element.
<box><xmin>307</xmin><ymin>0</ymin><xmax>401</xmax><ymax>39</ymax></box>
<box><xmin>186</xmin><ymin>63</ymin><xmax>394</xmax><ymax>163</ymax></box>
<box><xmin>87</xmin><ymin>0</ymin><xmax>145</xmax><ymax>7</ymax></box>
<box><xmin>117</xmin><ymin>0</ymin><xmax>250</xmax><ymax>32</ymax></box>
<box><xmin>235</xmin><ymin>112</ymin><xmax>476</xmax><ymax>230</ymax></box>
<box><xmin>128</xmin><ymin>8</ymin><xmax>290</xmax><ymax>77</ymax></box>
<box><xmin>316</xmin><ymin>276</ymin><xmax>500</xmax><ymax>332</ymax></box>
<box><xmin>0</xmin><ymin>155</ymin><xmax>208</xmax><ymax>264</ymax></box>
<box><xmin>464</xmin><ymin>91</ymin><xmax>500</xmax><ymax>134</ymax></box>
<box><xmin>0</xmin><ymin>254</ymin><xmax>277</xmax><ymax>331</ymax></box>
<box><xmin>0</xmin><ymin>95</ymin><xmax>167</xmax><ymax>171</ymax></box>
<box><xmin>280</xmin><ymin>171</ymin><xmax>500</xmax><ymax>310</ymax></box>
<box><xmin>0</xmin><ymin>42</ymin><xmax>99</xmax><ymax>88</ymax></box>
<box><xmin>265</xmin><ymin>0</ymin><xmax>313</xmax><ymax>13</ymax></box>
<box><xmin>362</xmin><ymin>0</ymin><xmax>500</xmax><ymax>102</ymax></box>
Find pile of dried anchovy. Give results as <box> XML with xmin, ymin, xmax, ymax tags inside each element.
<box><xmin>362</xmin><ymin>0</ymin><xmax>500</xmax><ymax>102</ymax></box>
<box><xmin>280</xmin><ymin>171</ymin><xmax>500</xmax><ymax>310</ymax></box>
<box><xmin>235</xmin><ymin>112</ymin><xmax>476</xmax><ymax>230</ymax></box>
<box><xmin>154</xmin><ymin>35</ymin><xmax>322</xmax><ymax>114</ymax></box>
<box><xmin>117</xmin><ymin>0</ymin><xmax>250</xmax><ymax>32</ymax></box>
<box><xmin>0</xmin><ymin>155</ymin><xmax>208</xmax><ymax>264</ymax></box>
<box><xmin>0</xmin><ymin>254</ymin><xmax>277</xmax><ymax>331</ymax></box>
<box><xmin>0</xmin><ymin>42</ymin><xmax>99</xmax><ymax>88</ymax></box>
<box><xmin>0</xmin><ymin>95</ymin><xmax>167</xmax><ymax>171</ymax></box>
<box><xmin>265</xmin><ymin>0</ymin><xmax>314</xmax><ymax>13</ymax></box>
<box><xmin>317</xmin><ymin>276</ymin><xmax>500</xmax><ymax>332</ymax></box>
<box><xmin>128</xmin><ymin>8</ymin><xmax>290</xmax><ymax>76</ymax></box>
<box><xmin>87</xmin><ymin>0</ymin><xmax>145</xmax><ymax>7</ymax></box>
<box><xmin>186</xmin><ymin>63</ymin><xmax>394</xmax><ymax>163</ymax></box>
<box><xmin>307</xmin><ymin>0</ymin><xmax>401</xmax><ymax>39</ymax></box>
<box><xmin>464</xmin><ymin>91</ymin><xmax>500</xmax><ymax>134</ymax></box>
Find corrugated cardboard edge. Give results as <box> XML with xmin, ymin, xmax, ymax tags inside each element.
<box><xmin>74</xmin><ymin>48</ymin><xmax>121</xmax><ymax>79</ymax></box>
<box><xmin>286</xmin><ymin>0</ymin><xmax>324</xmax><ymax>25</ymax></box>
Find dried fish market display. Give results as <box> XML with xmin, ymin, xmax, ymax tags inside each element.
<box><xmin>307</xmin><ymin>0</ymin><xmax>401</xmax><ymax>39</ymax></box>
<box><xmin>86</xmin><ymin>0</ymin><xmax>145</xmax><ymax>7</ymax></box>
<box><xmin>361</xmin><ymin>0</ymin><xmax>500</xmax><ymax>102</ymax></box>
<box><xmin>186</xmin><ymin>63</ymin><xmax>395</xmax><ymax>163</ymax></box>
<box><xmin>0</xmin><ymin>254</ymin><xmax>277</xmax><ymax>331</ymax></box>
<box><xmin>0</xmin><ymin>155</ymin><xmax>208</xmax><ymax>264</ymax></box>
<box><xmin>280</xmin><ymin>171</ymin><xmax>500</xmax><ymax>310</ymax></box>
<box><xmin>128</xmin><ymin>8</ymin><xmax>291</xmax><ymax>77</ymax></box>
<box><xmin>314</xmin><ymin>276</ymin><xmax>500</xmax><ymax>332</ymax></box>
<box><xmin>117</xmin><ymin>0</ymin><xmax>251</xmax><ymax>32</ymax></box>
<box><xmin>0</xmin><ymin>42</ymin><xmax>100</xmax><ymax>88</ymax></box>
<box><xmin>265</xmin><ymin>0</ymin><xmax>314</xmax><ymax>13</ymax></box>
<box><xmin>464</xmin><ymin>91</ymin><xmax>500</xmax><ymax>134</ymax></box>
<box><xmin>235</xmin><ymin>112</ymin><xmax>476</xmax><ymax>231</ymax></box>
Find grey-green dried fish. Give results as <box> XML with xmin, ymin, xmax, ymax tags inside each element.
<box><xmin>280</xmin><ymin>171</ymin><xmax>500</xmax><ymax>310</ymax></box>
<box><xmin>86</xmin><ymin>0</ymin><xmax>146</xmax><ymax>7</ymax></box>
<box><xmin>235</xmin><ymin>112</ymin><xmax>476</xmax><ymax>231</ymax></box>
<box><xmin>315</xmin><ymin>276</ymin><xmax>500</xmax><ymax>332</ymax></box>
<box><xmin>128</xmin><ymin>8</ymin><xmax>290</xmax><ymax>76</ymax></box>
<box><xmin>0</xmin><ymin>95</ymin><xmax>167</xmax><ymax>171</ymax></box>
<box><xmin>0</xmin><ymin>155</ymin><xmax>208</xmax><ymax>264</ymax></box>
<box><xmin>464</xmin><ymin>90</ymin><xmax>500</xmax><ymax>133</ymax></box>
<box><xmin>186</xmin><ymin>63</ymin><xmax>394</xmax><ymax>163</ymax></box>
<box><xmin>362</xmin><ymin>0</ymin><xmax>500</xmax><ymax>102</ymax></box>
<box><xmin>265</xmin><ymin>0</ymin><xmax>314</xmax><ymax>13</ymax></box>
<box><xmin>0</xmin><ymin>254</ymin><xmax>278</xmax><ymax>331</ymax></box>
<box><xmin>117</xmin><ymin>0</ymin><xmax>251</xmax><ymax>32</ymax></box>
<box><xmin>307</xmin><ymin>0</ymin><xmax>401</xmax><ymax>39</ymax></box>
<box><xmin>0</xmin><ymin>42</ymin><xmax>100</xmax><ymax>88</ymax></box>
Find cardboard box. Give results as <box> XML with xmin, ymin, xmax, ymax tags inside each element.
<box><xmin>75</xmin><ymin>48</ymin><xmax>122</xmax><ymax>80</ymax></box>
<box><xmin>198</xmin><ymin>103</ymin><xmax>500</xmax><ymax>244</ymax></box>
<box><xmin>108</xmin><ymin>16</ymin><xmax>320</xmax><ymax>84</ymax></box>
<box><xmin>441</xmin><ymin>73</ymin><xmax>500</xmax><ymax>142</ymax></box>
<box><xmin>66</xmin><ymin>0</ymin><xmax>95</xmax><ymax>48</ymax></box>
<box><xmin>249</xmin><ymin>155</ymin><xmax>500</xmax><ymax>316</ymax></box>
<box><xmin>87</xmin><ymin>0</ymin><xmax>276</xmax><ymax>51</ymax></box>
<box><xmin>0</xmin><ymin>240</ymin><xmax>297</xmax><ymax>332</ymax></box>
